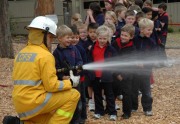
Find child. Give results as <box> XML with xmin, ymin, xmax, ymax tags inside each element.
<box><xmin>84</xmin><ymin>23</ymin><xmax>99</xmax><ymax>111</ymax></box>
<box><xmin>136</xmin><ymin>11</ymin><xmax>145</xmax><ymax>23</ymax></box>
<box><xmin>143</xmin><ymin>0</ymin><xmax>153</xmax><ymax>8</ymax></box>
<box><xmin>71</xmin><ymin>13</ymin><xmax>82</xmax><ymax>26</ymax></box>
<box><xmin>53</xmin><ymin>25</ymin><xmax>83</xmax><ymax>124</ymax></box>
<box><xmin>104</xmin><ymin>11</ymin><xmax>118</xmax><ymax>25</ymax></box>
<box><xmin>70</xmin><ymin>25</ymin><xmax>88</xmax><ymax>124</ymax></box>
<box><xmin>88</xmin><ymin>25</ymin><xmax>117</xmax><ymax>121</ymax></box>
<box><xmin>85</xmin><ymin>2</ymin><xmax>104</xmax><ymax>26</ymax></box>
<box><xmin>114</xmin><ymin>5</ymin><xmax>127</xmax><ymax>32</ymax></box>
<box><xmin>103</xmin><ymin>22</ymin><xmax>116</xmax><ymax>44</ymax></box>
<box><xmin>132</xmin><ymin>18</ymin><xmax>155</xmax><ymax>116</ymax></box>
<box><xmin>124</xmin><ymin>10</ymin><xmax>140</xmax><ymax>36</ymax></box>
<box><xmin>104</xmin><ymin>0</ymin><xmax>116</xmax><ymax>11</ymax></box>
<box><xmin>142</xmin><ymin>7</ymin><xmax>153</xmax><ymax>20</ymax></box>
<box><xmin>112</xmin><ymin>24</ymin><xmax>135</xmax><ymax>119</ymax></box>
<box><xmin>158</xmin><ymin>3</ymin><xmax>168</xmax><ymax>46</ymax></box>
<box><xmin>158</xmin><ymin>3</ymin><xmax>172</xmax><ymax>67</ymax></box>
<box><xmin>76</xmin><ymin>23</ymin><xmax>88</xmax><ymax>49</ymax></box>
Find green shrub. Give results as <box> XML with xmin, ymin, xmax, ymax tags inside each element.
<box><xmin>178</xmin><ymin>28</ymin><xmax>180</xmax><ymax>32</ymax></box>
<box><xmin>168</xmin><ymin>27</ymin><xmax>174</xmax><ymax>33</ymax></box>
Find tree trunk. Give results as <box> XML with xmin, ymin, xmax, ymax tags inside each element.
<box><xmin>0</xmin><ymin>0</ymin><xmax>14</xmax><ymax>58</ymax></box>
<box><xmin>35</xmin><ymin>0</ymin><xmax>55</xmax><ymax>16</ymax></box>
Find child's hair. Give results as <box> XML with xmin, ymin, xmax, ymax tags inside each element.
<box><xmin>96</xmin><ymin>25</ymin><xmax>111</xmax><ymax>43</ymax></box>
<box><xmin>71</xmin><ymin>13</ymin><xmax>82</xmax><ymax>25</ymax></box>
<box><xmin>143</xmin><ymin>0</ymin><xmax>153</xmax><ymax>8</ymax></box>
<box><xmin>104</xmin><ymin>0</ymin><xmax>116</xmax><ymax>8</ymax></box>
<box><xmin>138</xmin><ymin>18</ymin><xmax>154</xmax><ymax>29</ymax></box>
<box><xmin>105</xmin><ymin>11</ymin><xmax>118</xmax><ymax>24</ymax></box>
<box><xmin>89</xmin><ymin>2</ymin><xmax>102</xmax><ymax>15</ymax></box>
<box><xmin>152</xmin><ymin>10</ymin><xmax>159</xmax><ymax>20</ymax></box>
<box><xmin>75</xmin><ymin>22</ymin><xmax>87</xmax><ymax>31</ymax></box>
<box><xmin>121</xmin><ymin>24</ymin><xmax>135</xmax><ymax>37</ymax></box>
<box><xmin>128</xmin><ymin>0</ymin><xmax>135</xmax><ymax>5</ymax></box>
<box><xmin>136</xmin><ymin>11</ymin><xmax>145</xmax><ymax>21</ymax></box>
<box><xmin>135</xmin><ymin>0</ymin><xmax>143</xmax><ymax>8</ymax></box>
<box><xmin>87</xmin><ymin>23</ymin><xmax>99</xmax><ymax>30</ymax></box>
<box><xmin>114</xmin><ymin>5</ymin><xmax>127</xmax><ymax>17</ymax></box>
<box><xmin>125</xmin><ymin>10</ymin><xmax>136</xmax><ymax>18</ymax></box>
<box><xmin>56</xmin><ymin>25</ymin><xmax>73</xmax><ymax>37</ymax></box>
<box><xmin>158</xmin><ymin>3</ymin><xmax>167</xmax><ymax>11</ymax></box>
<box><xmin>128</xmin><ymin>5</ymin><xmax>142</xmax><ymax>13</ymax></box>
<box><xmin>103</xmin><ymin>22</ymin><xmax>116</xmax><ymax>33</ymax></box>
<box><xmin>70</xmin><ymin>25</ymin><xmax>79</xmax><ymax>35</ymax></box>
<box><xmin>142</xmin><ymin>7</ymin><xmax>153</xmax><ymax>14</ymax></box>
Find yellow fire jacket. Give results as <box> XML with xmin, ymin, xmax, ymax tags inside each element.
<box><xmin>12</xmin><ymin>43</ymin><xmax>72</xmax><ymax>119</ymax></box>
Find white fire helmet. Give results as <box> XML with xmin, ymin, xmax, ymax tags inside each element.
<box><xmin>27</xmin><ymin>16</ymin><xmax>57</xmax><ymax>36</ymax></box>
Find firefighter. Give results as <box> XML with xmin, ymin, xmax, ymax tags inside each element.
<box><xmin>3</xmin><ymin>16</ymin><xmax>80</xmax><ymax>124</ymax></box>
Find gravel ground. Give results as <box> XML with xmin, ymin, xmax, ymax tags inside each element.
<box><xmin>0</xmin><ymin>34</ymin><xmax>180</xmax><ymax>124</ymax></box>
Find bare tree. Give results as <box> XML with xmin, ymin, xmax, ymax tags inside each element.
<box><xmin>0</xmin><ymin>0</ymin><xmax>14</xmax><ymax>58</ymax></box>
<box><xmin>35</xmin><ymin>0</ymin><xmax>55</xmax><ymax>16</ymax></box>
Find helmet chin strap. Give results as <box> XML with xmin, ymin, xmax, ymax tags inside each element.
<box><xmin>43</xmin><ymin>27</ymin><xmax>50</xmax><ymax>47</ymax></box>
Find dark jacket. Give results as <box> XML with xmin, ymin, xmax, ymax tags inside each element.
<box><xmin>87</xmin><ymin>41</ymin><xmax>117</xmax><ymax>82</ymax></box>
<box><xmin>112</xmin><ymin>38</ymin><xmax>136</xmax><ymax>79</ymax></box>
<box><xmin>133</xmin><ymin>35</ymin><xmax>156</xmax><ymax>72</ymax></box>
<box><xmin>53</xmin><ymin>44</ymin><xmax>83</xmax><ymax>80</ymax></box>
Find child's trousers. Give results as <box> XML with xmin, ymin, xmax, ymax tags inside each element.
<box><xmin>92</xmin><ymin>78</ymin><xmax>117</xmax><ymax>115</ymax></box>
<box><xmin>132</xmin><ymin>72</ymin><xmax>153</xmax><ymax>112</ymax></box>
<box><xmin>121</xmin><ymin>75</ymin><xmax>133</xmax><ymax>116</ymax></box>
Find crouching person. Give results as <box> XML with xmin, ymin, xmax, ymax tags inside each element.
<box><xmin>3</xmin><ymin>16</ymin><xmax>80</xmax><ymax>124</ymax></box>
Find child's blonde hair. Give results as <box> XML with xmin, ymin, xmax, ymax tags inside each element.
<box><xmin>75</xmin><ymin>22</ymin><xmax>87</xmax><ymax>31</ymax></box>
<box><xmin>96</xmin><ymin>25</ymin><xmax>111</xmax><ymax>43</ymax></box>
<box><xmin>121</xmin><ymin>24</ymin><xmax>135</xmax><ymax>37</ymax></box>
<box><xmin>114</xmin><ymin>5</ymin><xmax>127</xmax><ymax>17</ymax></box>
<box><xmin>138</xmin><ymin>18</ymin><xmax>154</xmax><ymax>29</ymax></box>
<box><xmin>56</xmin><ymin>25</ymin><xmax>73</xmax><ymax>38</ymax></box>
<box><xmin>143</xmin><ymin>0</ymin><xmax>153</xmax><ymax>8</ymax></box>
<box><xmin>105</xmin><ymin>11</ymin><xmax>118</xmax><ymax>24</ymax></box>
<box><xmin>103</xmin><ymin>22</ymin><xmax>116</xmax><ymax>34</ymax></box>
<box><xmin>71</xmin><ymin>13</ymin><xmax>82</xmax><ymax>25</ymax></box>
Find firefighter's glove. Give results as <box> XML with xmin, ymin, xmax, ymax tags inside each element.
<box><xmin>69</xmin><ymin>70</ymin><xmax>80</xmax><ymax>87</ymax></box>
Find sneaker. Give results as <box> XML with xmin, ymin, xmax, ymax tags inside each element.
<box><xmin>150</xmin><ymin>84</ymin><xmax>154</xmax><ymax>89</ymax></box>
<box><xmin>131</xmin><ymin>109</ymin><xmax>137</xmax><ymax>112</ymax></box>
<box><xmin>138</xmin><ymin>91</ymin><xmax>142</xmax><ymax>96</ymax></box>
<box><xmin>115</xmin><ymin>104</ymin><xmax>120</xmax><ymax>110</ymax></box>
<box><xmin>103</xmin><ymin>99</ymin><xmax>106</xmax><ymax>108</ymax></box>
<box><xmin>121</xmin><ymin>114</ymin><xmax>130</xmax><ymax>119</ymax></box>
<box><xmin>88</xmin><ymin>99</ymin><xmax>95</xmax><ymax>111</ymax></box>
<box><xmin>117</xmin><ymin>95</ymin><xmax>123</xmax><ymax>100</ymax></box>
<box><xmin>144</xmin><ymin>111</ymin><xmax>153</xmax><ymax>116</ymax></box>
<box><xmin>109</xmin><ymin>115</ymin><xmax>117</xmax><ymax>121</ymax></box>
<box><xmin>94</xmin><ymin>114</ymin><xmax>101</xmax><ymax>119</ymax></box>
<box><xmin>79</xmin><ymin>119</ymin><xmax>86</xmax><ymax>124</ymax></box>
<box><xmin>3</xmin><ymin>116</ymin><xmax>21</xmax><ymax>124</ymax></box>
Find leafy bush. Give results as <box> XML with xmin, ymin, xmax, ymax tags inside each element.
<box><xmin>168</xmin><ymin>27</ymin><xmax>174</xmax><ymax>33</ymax></box>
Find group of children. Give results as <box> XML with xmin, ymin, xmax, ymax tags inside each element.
<box><xmin>52</xmin><ymin>0</ymin><xmax>169</xmax><ymax>123</ymax></box>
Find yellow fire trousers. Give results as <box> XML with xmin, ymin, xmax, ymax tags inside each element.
<box><xmin>22</xmin><ymin>89</ymin><xmax>80</xmax><ymax>124</ymax></box>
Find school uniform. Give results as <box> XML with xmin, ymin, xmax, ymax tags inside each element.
<box><xmin>53</xmin><ymin>44</ymin><xmax>83</xmax><ymax>79</ymax></box>
<box><xmin>87</xmin><ymin>41</ymin><xmax>117</xmax><ymax>116</ymax></box>
<box><xmin>53</xmin><ymin>44</ymin><xmax>83</xmax><ymax>124</ymax></box>
<box><xmin>75</xmin><ymin>44</ymin><xmax>88</xmax><ymax>122</ymax></box>
<box><xmin>158</xmin><ymin>12</ymin><xmax>168</xmax><ymax>45</ymax></box>
<box><xmin>112</xmin><ymin>38</ymin><xmax>136</xmax><ymax>117</ymax></box>
<box><xmin>132</xmin><ymin>35</ymin><xmax>155</xmax><ymax>112</ymax></box>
